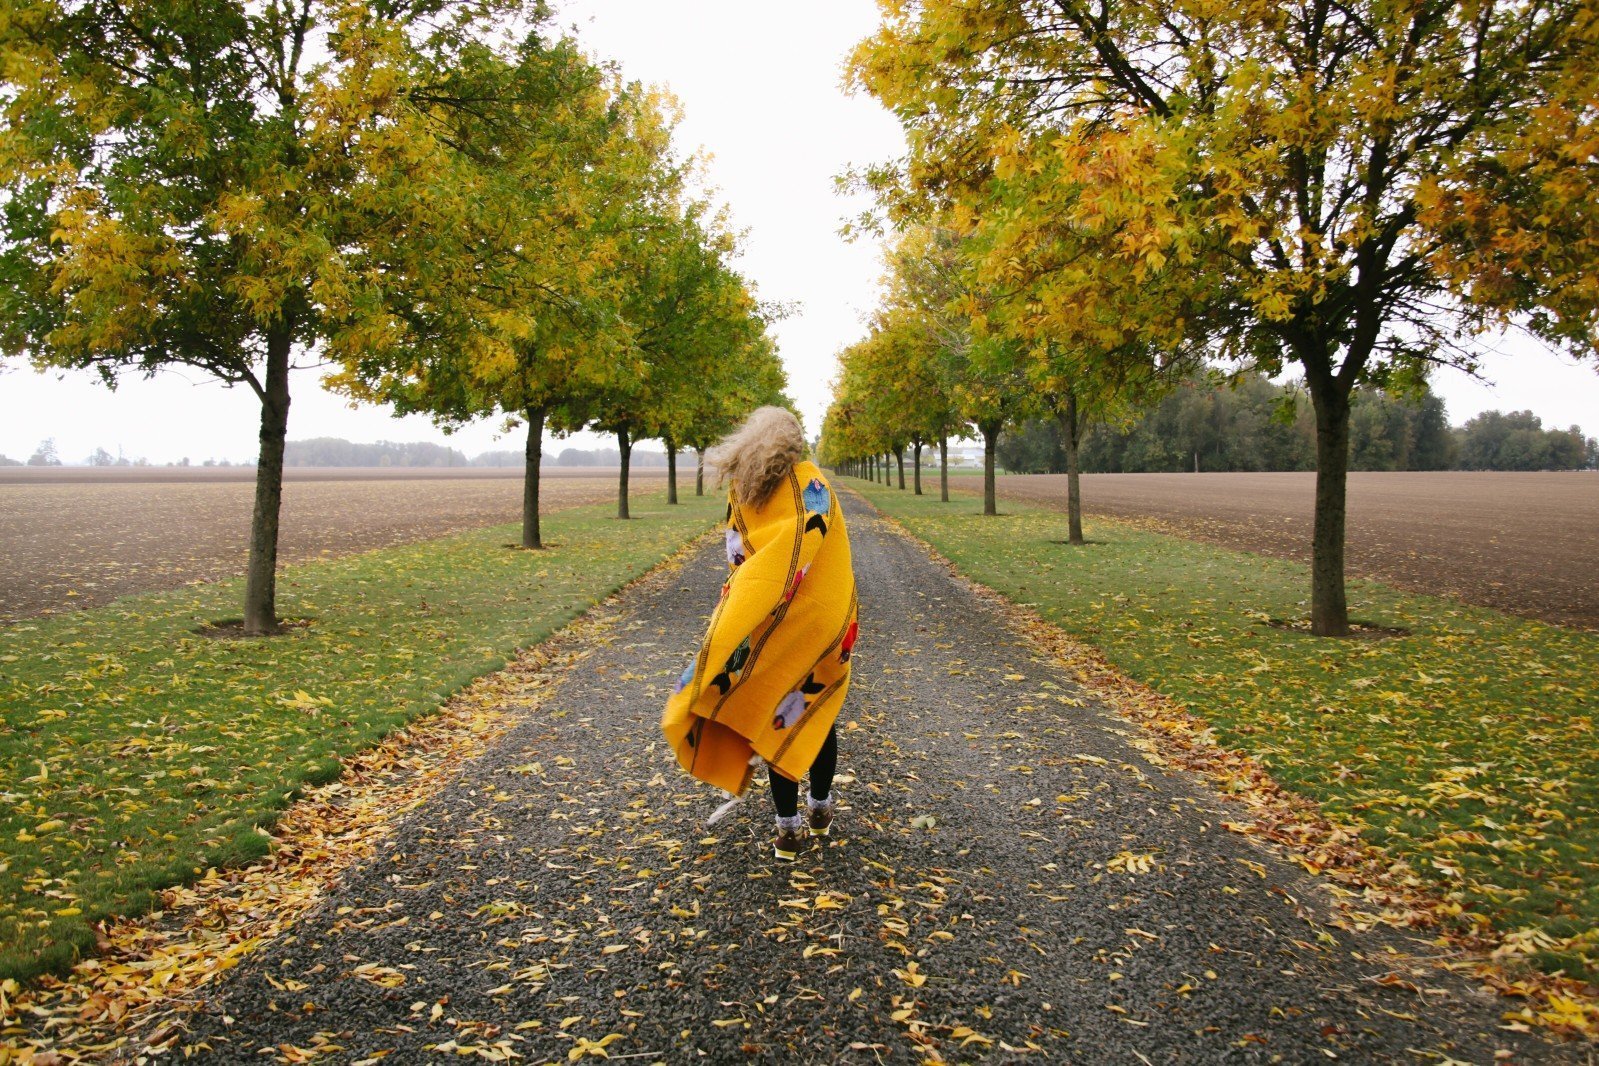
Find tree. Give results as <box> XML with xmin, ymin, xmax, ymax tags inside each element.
<box><xmin>1457</xmin><ymin>410</ymin><xmax>1593</xmax><ymax>471</ymax></box>
<box><xmin>595</xmin><ymin>204</ymin><xmax>747</xmax><ymax>520</ymax></box>
<box><xmin>674</xmin><ymin>332</ymin><xmax>790</xmax><ymax>498</ymax></box>
<box><xmin>996</xmin><ymin>420</ymin><xmax>1064</xmax><ymax>474</ymax></box>
<box><xmin>331</xmin><ymin>45</ymin><xmax>654</xmax><ymax>548</ymax></box>
<box><xmin>26</xmin><ymin>438</ymin><xmax>59</xmax><ymax>466</ymax></box>
<box><xmin>1406</xmin><ymin>392</ymin><xmax>1457</xmax><ymax>471</ymax></box>
<box><xmin>851</xmin><ymin>0</ymin><xmax>1599</xmax><ymax>634</ymax></box>
<box><xmin>1073</xmin><ymin>373</ymin><xmax>1459</xmax><ymax>472</ymax></box>
<box><xmin>1</xmin><ymin>0</ymin><xmax>532</xmax><ymax>633</ymax></box>
<box><xmin>878</xmin><ymin>225</ymin><xmax>1017</xmax><ymax>508</ymax></box>
<box><xmin>634</xmin><ymin>232</ymin><xmax>784</xmax><ymax>510</ymax></box>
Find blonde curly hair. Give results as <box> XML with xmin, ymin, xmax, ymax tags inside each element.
<box><xmin>707</xmin><ymin>406</ymin><xmax>806</xmax><ymax>508</ymax></box>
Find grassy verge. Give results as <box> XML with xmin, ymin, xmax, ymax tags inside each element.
<box><xmin>850</xmin><ymin>478</ymin><xmax>1598</xmax><ymax>981</ymax></box>
<box><xmin>0</xmin><ymin>494</ymin><xmax>721</xmax><ymax>981</ymax></box>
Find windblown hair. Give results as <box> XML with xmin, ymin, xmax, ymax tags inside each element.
<box><xmin>707</xmin><ymin>406</ymin><xmax>806</xmax><ymax>509</ymax></box>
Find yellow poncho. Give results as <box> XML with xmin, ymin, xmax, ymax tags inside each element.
<box><xmin>662</xmin><ymin>461</ymin><xmax>857</xmax><ymax>795</ymax></box>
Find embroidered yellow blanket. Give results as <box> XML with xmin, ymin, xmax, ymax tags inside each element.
<box><xmin>661</xmin><ymin>461</ymin><xmax>858</xmax><ymax>795</ymax></box>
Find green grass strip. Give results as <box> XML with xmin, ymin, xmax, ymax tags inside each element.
<box><xmin>851</xmin><ymin>479</ymin><xmax>1598</xmax><ymax>981</ymax></box>
<box><xmin>0</xmin><ymin>494</ymin><xmax>721</xmax><ymax>982</ymax></box>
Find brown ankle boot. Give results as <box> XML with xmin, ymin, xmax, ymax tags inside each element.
<box><xmin>774</xmin><ymin>825</ymin><xmax>807</xmax><ymax>861</ymax></box>
<box><xmin>807</xmin><ymin>793</ymin><xmax>835</xmax><ymax>837</ymax></box>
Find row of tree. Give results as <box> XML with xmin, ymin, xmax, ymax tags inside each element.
<box><xmin>993</xmin><ymin>377</ymin><xmax>1595</xmax><ymax>473</ymax></box>
<box><xmin>282</xmin><ymin>437</ymin><xmax>697</xmax><ymax>469</ymax></box>
<box><xmin>0</xmin><ymin>437</ymin><xmax>705</xmax><ymax>469</ymax></box>
<box><xmin>0</xmin><ymin>440</ymin><xmax>208</xmax><ymax>467</ymax></box>
<box><xmin>285</xmin><ymin>438</ymin><xmax>694</xmax><ymax>469</ymax></box>
<box><xmin>1</xmin><ymin>1</ymin><xmax>787</xmax><ymax>634</ymax></box>
<box><xmin>821</xmin><ymin>0</ymin><xmax>1598</xmax><ymax>636</ymax></box>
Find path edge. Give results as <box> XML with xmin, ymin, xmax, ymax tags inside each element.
<box><xmin>0</xmin><ymin>526</ymin><xmax>724</xmax><ymax>1063</ymax></box>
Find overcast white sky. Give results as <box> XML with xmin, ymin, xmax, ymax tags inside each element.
<box><xmin>1</xmin><ymin>1</ymin><xmax>1595</xmax><ymax>465</ymax></box>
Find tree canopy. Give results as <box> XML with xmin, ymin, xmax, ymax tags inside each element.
<box><xmin>1</xmin><ymin>0</ymin><xmax>594</xmax><ymax>629</ymax></box>
<box><xmin>841</xmin><ymin>0</ymin><xmax>1599</xmax><ymax>633</ymax></box>
<box><xmin>3</xmin><ymin>1</ymin><xmax>792</xmax><ymax>584</ymax></box>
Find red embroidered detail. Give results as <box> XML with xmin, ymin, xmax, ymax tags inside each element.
<box><xmin>840</xmin><ymin>620</ymin><xmax>859</xmax><ymax>662</ymax></box>
<box><xmin>785</xmin><ymin>565</ymin><xmax>810</xmax><ymax>602</ymax></box>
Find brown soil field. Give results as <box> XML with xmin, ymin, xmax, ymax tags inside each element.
<box><xmin>947</xmin><ymin>470</ymin><xmax>1599</xmax><ymax>629</ymax></box>
<box><xmin>0</xmin><ymin>467</ymin><xmax>675</xmax><ymax>625</ymax></box>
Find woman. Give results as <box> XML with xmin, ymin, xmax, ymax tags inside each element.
<box><xmin>661</xmin><ymin>406</ymin><xmax>859</xmax><ymax>860</ymax></box>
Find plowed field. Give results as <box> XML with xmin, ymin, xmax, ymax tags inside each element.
<box><xmin>948</xmin><ymin>470</ymin><xmax>1599</xmax><ymax>629</ymax></box>
<box><xmin>0</xmin><ymin>467</ymin><xmax>675</xmax><ymax>625</ymax></box>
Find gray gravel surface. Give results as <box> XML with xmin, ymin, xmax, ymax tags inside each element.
<box><xmin>175</xmin><ymin>490</ymin><xmax>1558</xmax><ymax>1064</ymax></box>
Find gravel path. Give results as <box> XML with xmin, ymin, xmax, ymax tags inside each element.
<box><xmin>174</xmin><ymin>491</ymin><xmax>1551</xmax><ymax>1064</ymax></box>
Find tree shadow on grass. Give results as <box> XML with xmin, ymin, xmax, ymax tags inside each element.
<box><xmin>192</xmin><ymin>617</ymin><xmax>313</xmax><ymax>639</ymax></box>
<box><xmin>1262</xmin><ymin>617</ymin><xmax>1411</xmax><ymax>640</ymax></box>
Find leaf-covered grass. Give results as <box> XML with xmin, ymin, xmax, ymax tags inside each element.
<box><xmin>0</xmin><ymin>495</ymin><xmax>721</xmax><ymax>982</ymax></box>
<box><xmin>853</xmin><ymin>480</ymin><xmax>1599</xmax><ymax>981</ymax></box>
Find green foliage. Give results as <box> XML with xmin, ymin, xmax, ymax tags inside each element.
<box><xmin>0</xmin><ymin>0</ymin><xmax>582</xmax><ymax>629</ymax></box>
<box><xmin>0</xmin><ymin>494</ymin><xmax>721</xmax><ymax>981</ymax></box>
<box><xmin>1078</xmin><ymin>376</ymin><xmax>1457</xmax><ymax>473</ymax></box>
<box><xmin>859</xmin><ymin>481</ymin><xmax>1599</xmax><ymax>981</ymax></box>
<box><xmin>0</xmin><ymin>0</ymin><xmax>519</xmax><ymax>384</ymax></box>
<box><xmin>1455</xmin><ymin>411</ymin><xmax>1595</xmax><ymax>472</ymax></box>
<box><xmin>848</xmin><ymin>0</ymin><xmax>1599</xmax><ymax>633</ymax></box>
<box><xmin>1007</xmin><ymin>378</ymin><xmax>1595</xmax><ymax>473</ymax></box>
<box><xmin>329</xmin><ymin>39</ymin><xmax>646</xmax><ymax>433</ymax></box>
<box><xmin>598</xmin><ymin>204</ymin><xmax>781</xmax><ymax>451</ymax></box>
<box><xmin>995</xmin><ymin>420</ymin><xmax>1067</xmax><ymax>475</ymax></box>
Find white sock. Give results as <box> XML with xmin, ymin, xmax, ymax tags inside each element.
<box><xmin>807</xmin><ymin>791</ymin><xmax>834</xmax><ymax>810</ymax></box>
<box><xmin>776</xmin><ymin>813</ymin><xmax>804</xmax><ymax>831</ymax></box>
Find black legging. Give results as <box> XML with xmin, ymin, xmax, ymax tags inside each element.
<box><xmin>768</xmin><ymin>725</ymin><xmax>838</xmax><ymax>818</ymax></box>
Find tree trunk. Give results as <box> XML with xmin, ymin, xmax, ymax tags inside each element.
<box><xmin>939</xmin><ymin>435</ymin><xmax>949</xmax><ymax>502</ymax></box>
<box><xmin>244</xmin><ymin>321</ymin><xmax>293</xmax><ymax>636</ymax></box>
<box><xmin>1062</xmin><ymin>391</ymin><xmax>1085</xmax><ymax>546</ymax></box>
<box><xmin>895</xmin><ymin>447</ymin><xmax>906</xmax><ymax>489</ymax></box>
<box><xmin>521</xmin><ymin>406</ymin><xmax>546</xmax><ymax>549</ymax></box>
<box><xmin>695</xmin><ymin>447</ymin><xmax>705</xmax><ymax>496</ymax></box>
<box><xmin>980</xmin><ymin>421</ymin><xmax>1000</xmax><ymax>516</ymax></box>
<box><xmin>666</xmin><ymin>434</ymin><xmax>679</xmax><ymax>505</ymax></box>
<box><xmin>617</xmin><ymin>427</ymin><xmax>632</xmax><ymax>520</ymax></box>
<box><xmin>912</xmin><ymin>441</ymin><xmax>923</xmax><ymax>495</ymax></box>
<box><xmin>1309</xmin><ymin>384</ymin><xmax>1352</xmax><ymax>635</ymax></box>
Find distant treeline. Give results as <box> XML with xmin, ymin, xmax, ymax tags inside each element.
<box><xmin>0</xmin><ymin>437</ymin><xmax>696</xmax><ymax>469</ymax></box>
<box><xmin>283</xmin><ymin>437</ymin><xmax>686</xmax><ymax>469</ymax></box>
<box><xmin>995</xmin><ymin>375</ymin><xmax>1598</xmax><ymax>474</ymax></box>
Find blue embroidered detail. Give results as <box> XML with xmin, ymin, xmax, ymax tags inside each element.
<box><xmin>802</xmin><ymin>478</ymin><xmax>830</xmax><ymax>515</ymax></box>
<box><xmin>674</xmin><ymin>661</ymin><xmax>695</xmax><ymax>693</ymax></box>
